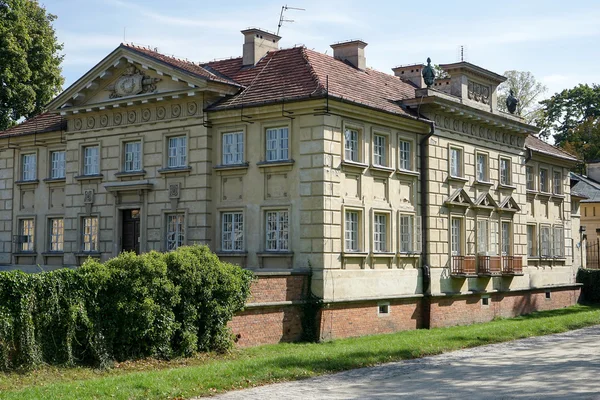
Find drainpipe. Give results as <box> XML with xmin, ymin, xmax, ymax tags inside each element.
<box><xmin>419</xmin><ymin>120</ymin><xmax>435</xmax><ymax>329</ymax></box>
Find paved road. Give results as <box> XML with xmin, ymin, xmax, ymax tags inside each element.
<box><xmin>210</xmin><ymin>325</ymin><xmax>600</xmax><ymax>399</ymax></box>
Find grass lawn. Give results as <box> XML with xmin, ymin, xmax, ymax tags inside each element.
<box><xmin>1</xmin><ymin>304</ymin><xmax>599</xmax><ymax>400</ymax></box>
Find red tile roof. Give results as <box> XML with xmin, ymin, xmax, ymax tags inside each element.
<box><xmin>525</xmin><ymin>134</ymin><xmax>579</xmax><ymax>162</ymax></box>
<box><xmin>0</xmin><ymin>113</ymin><xmax>65</xmax><ymax>137</ymax></box>
<box><xmin>202</xmin><ymin>47</ymin><xmax>418</xmax><ymax>118</ymax></box>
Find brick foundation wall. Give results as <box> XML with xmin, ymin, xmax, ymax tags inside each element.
<box><xmin>429</xmin><ymin>287</ymin><xmax>581</xmax><ymax>328</ymax></box>
<box><xmin>246</xmin><ymin>274</ymin><xmax>307</xmax><ymax>303</ymax></box>
<box><xmin>318</xmin><ymin>298</ymin><xmax>422</xmax><ymax>341</ymax></box>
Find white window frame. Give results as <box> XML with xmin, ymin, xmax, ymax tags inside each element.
<box><xmin>398</xmin><ymin>139</ymin><xmax>412</xmax><ymax>171</ymax></box>
<box><xmin>449</xmin><ymin>147</ymin><xmax>463</xmax><ymax>178</ymax></box>
<box><xmin>49</xmin><ymin>218</ymin><xmax>64</xmax><ymax>252</ymax></box>
<box><xmin>540</xmin><ymin>168</ymin><xmax>549</xmax><ymax>193</ymax></box>
<box><xmin>266</xmin><ymin>127</ymin><xmax>289</xmax><ymax>162</ymax></box>
<box><xmin>344</xmin><ymin>128</ymin><xmax>360</xmax><ymax>162</ymax></box>
<box><xmin>221</xmin><ymin>211</ymin><xmax>244</xmax><ymax>251</ymax></box>
<box><xmin>81</xmin><ymin>216</ymin><xmax>98</xmax><ymax>252</ymax></box>
<box><xmin>167</xmin><ymin>136</ymin><xmax>187</xmax><ymax>168</ymax></box>
<box><xmin>344</xmin><ymin>209</ymin><xmax>361</xmax><ymax>252</ymax></box>
<box><xmin>22</xmin><ymin>153</ymin><xmax>37</xmax><ymax>181</ymax></box>
<box><xmin>476</xmin><ymin>152</ymin><xmax>488</xmax><ymax>182</ymax></box>
<box><xmin>526</xmin><ymin>165</ymin><xmax>535</xmax><ymax>191</ymax></box>
<box><xmin>527</xmin><ymin>224</ymin><xmax>537</xmax><ymax>257</ymax></box>
<box><xmin>373</xmin><ymin>134</ymin><xmax>387</xmax><ymax>167</ymax></box>
<box><xmin>124</xmin><ymin>141</ymin><xmax>142</xmax><ymax>172</ymax></box>
<box><xmin>477</xmin><ymin>219</ymin><xmax>489</xmax><ymax>254</ymax></box>
<box><xmin>19</xmin><ymin>218</ymin><xmax>35</xmax><ymax>252</ymax></box>
<box><xmin>451</xmin><ymin>217</ymin><xmax>463</xmax><ymax>256</ymax></box>
<box><xmin>166</xmin><ymin>213</ymin><xmax>185</xmax><ymax>251</ymax></box>
<box><xmin>553</xmin><ymin>170</ymin><xmax>562</xmax><ymax>195</ymax></box>
<box><xmin>500</xmin><ymin>157</ymin><xmax>511</xmax><ymax>185</ymax></box>
<box><xmin>501</xmin><ymin>220</ymin><xmax>512</xmax><ymax>256</ymax></box>
<box><xmin>222</xmin><ymin>131</ymin><xmax>244</xmax><ymax>165</ymax></box>
<box><xmin>553</xmin><ymin>225</ymin><xmax>565</xmax><ymax>258</ymax></box>
<box><xmin>540</xmin><ymin>224</ymin><xmax>551</xmax><ymax>258</ymax></box>
<box><xmin>265</xmin><ymin>210</ymin><xmax>289</xmax><ymax>251</ymax></box>
<box><xmin>373</xmin><ymin>213</ymin><xmax>388</xmax><ymax>253</ymax></box>
<box><xmin>399</xmin><ymin>214</ymin><xmax>417</xmax><ymax>254</ymax></box>
<box><xmin>83</xmin><ymin>146</ymin><xmax>99</xmax><ymax>176</ymax></box>
<box><xmin>50</xmin><ymin>150</ymin><xmax>66</xmax><ymax>179</ymax></box>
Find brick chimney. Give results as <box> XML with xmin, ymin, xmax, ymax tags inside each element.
<box><xmin>330</xmin><ymin>40</ymin><xmax>367</xmax><ymax>70</ymax></box>
<box><xmin>392</xmin><ymin>64</ymin><xmax>425</xmax><ymax>88</ymax></box>
<box><xmin>242</xmin><ymin>28</ymin><xmax>281</xmax><ymax>66</ymax></box>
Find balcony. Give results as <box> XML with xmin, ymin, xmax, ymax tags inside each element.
<box><xmin>451</xmin><ymin>255</ymin><xmax>477</xmax><ymax>277</ymax></box>
<box><xmin>478</xmin><ymin>255</ymin><xmax>502</xmax><ymax>276</ymax></box>
<box><xmin>502</xmin><ymin>256</ymin><xmax>524</xmax><ymax>275</ymax></box>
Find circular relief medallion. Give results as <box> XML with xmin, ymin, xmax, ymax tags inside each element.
<box><xmin>502</xmin><ymin>133</ymin><xmax>509</xmax><ymax>143</ymax></box>
<box><xmin>172</xmin><ymin>104</ymin><xmax>181</xmax><ymax>118</ymax></box>
<box><xmin>479</xmin><ymin>126</ymin><xmax>486</xmax><ymax>138</ymax></box>
<box><xmin>444</xmin><ymin>116</ymin><xmax>451</xmax><ymax>129</ymax></box>
<box><xmin>471</xmin><ymin>124</ymin><xmax>477</xmax><ymax>135</ymax></box>
<box><xmin>510</xmin><ymin>135</ymin><xmax>516</xmax><ymax>145</ymax></box>
<box><xmin>495</xmin><ymin>131</ymin><xmax>501</xmax><ymax>142</ymax></box>
<box><xmin>74</xmin><ymin>118</ymin><xmax>82</xmax><ymax>130</ymax></box>
<box><xmin>462</xmin><ymin>122</ymin><xmax>469</xmax><ymax>134</ymax></box>
<box><xmin>518</xmin><ymin>137</ymin><xmax>524</xmax><ymax>147</ymax></box>
<box><xmin>487</xmin><ymin>129</ymin><xmax>494</xmax><ymax>140</ymax></box>
<box><xmin>435</xmin><ymin>114</ymin><xmax>442</xmax><ymax>125</ymax></box>
<box><xmin>453</xmin><ymin>119</ymin><xmax>460</xmax><ymax>131</ymax></box>
<box><xmin>114</xmin><ymin>113</ymin><xmax>122</xmax><ymax>125</ymax></box>
<box><xmin>187</xmin><ymin>102</ymin><xmax>197</xmax><ymax>115</ymax></box>
<box><xmin>100</xmin><ymin>114</ymin><xmax>108</xmax><ymax>127</ymax></box>
<box><xmin>142</xmin><ymin>108</ymin><xmax>151</xmax><ymax>122</ymax></box>
<box><xmin>127</xmin><ymin>111</ymin><xmax>136</xmax><ymax>124</ymax></box>
<box><xmin>87</xmin><ymin>117</ymin><xmax>95</xmax><ymax>129</ymax></box>
<box><xmin>157</xmin><ymin>106</ymin><xmax>166</xmax><ymax>120</ymax></box>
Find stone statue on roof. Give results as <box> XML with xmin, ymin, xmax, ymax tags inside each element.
<box><xmin>506</xmin><ymin>89</ymin><xmax>519</xmax><ymax>114</ymax></box>
<box><xmin>422</xmin><ymin>57</ymin><xmax>435</xmax><ymax>88</ymax></box>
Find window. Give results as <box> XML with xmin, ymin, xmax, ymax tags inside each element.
<box><xmin>222</xmin><ymin>132</ymin><xmax>244</xmax><ymax>165</ymax></box>
<box><xmin>168</xmin><ymin>136</ymin><xmax>187</xmax><ymax>168</ymax></box>
<box><xmin>373</xmin><ymin>213</ymin><xmax>388</xmax><ymax>252</ymax></box>
<box><xmin>49</xmin><ymin>151</ymin><xmax>66</xmax><ymax>179</ymax></box>
<box><xmin>490</xmin><ymin>221</ymin><xmax>498</xmax><ymax>255</ymax></box>
<box><xmin>540</xmin><ymin>168</ymin><xmax>549</xmax><ymax>193</ymax></box>
<box><xmin>527</xmin><ymin>225</ymin><xmax>537</xmax><ymax>257</ymax></box>
<box><xmin>451</xmin><ymin>218</ymin><xmax>462</xmax><ymax>255</ymax></box>
<box><xmin>166</xmin><ymin>214</ymin><xmax>185</xmax><ymax>251</ymax></box>
<box><xmin>526</xmin><ymin>166</ymin><xmax>535</xmax><ymax>190</ymax></box>
<box><xmin>345</xmin><ymin>210</ymin><xmax>360</xmax><ymax>251</ymax></box>
<box><xmin>400</xmin><ymin>214</ymin><xmax>413</xmax><ymax>253</ymax></box>
<box><xmin>221</xmin><ymin>212</ymin><xmax>244</xmax><ymax>251</ymax></box>
<box><xmin>82</xmin><ymin>216</ymin><xmax>98</xmax><ymax>252</ymax></box>
<box><xmin>476</xmin><ymin>153</ymin><xmax>488</xmax><ymax>182</ymax></box>
<box><xmin>83</xmin><ymin>146</ymin><xmax>99</xmax><ymax>175</ymax></box>
<box><xmin>553</xmin><ymin>171</ymin><xmax>562</xmax><ymax>194</ymax></box>
<box><xmin>265</xmin><ymin>210</ymin><xmax>289</xmax><ymax>251</ymax></box>
<box><xmin>450</xmin><ymin>147</ymin><xmax>462</xmax><ymax>177</ymax></box>
<box><xmin>378</xmin><ymin>303</ymin><xmax>390</xmax><ymax>315</ymax></box>
<box><xmin>266</xmin><ymin>127</ymin><xmax>289</xmax><ymax>162</ymax></box>
<box><xmin>124</xmin><ymin>141</ymin><xmax>142</xmax><ymax>172</ymax></box>
<box><xmin>540</xmin><ymin>225</ymin><xmax>551</xmax><ymax>257</ymax></box>
<box><xmin>19</xmin><ymin>219</ymin><xmax>34</xmax><ymax>252</ymax></box>
<box><xmin>344</xmin><ymin>129</ymin><xmax>359</xmax><ymax>162</ymax></box>
<box><xmin>373</xmin><ymin>134</ymin><xmax>386</xmax><ymax>166</ymax></box>
<box><xmin>477</xmin><ymin>219</ymin><xmax>489</xmax><ymax>254</ymax></box>
<box><xmin>398</xmin><ymin>140</ymin><xmax>412</xmax><ymax>171</ymax></box>
<box><xmin>22</xmin><ymin>154</ymin><xmax>36</xmax><ymax>181</ymax></box>
<box><xmin>501</xmin><ymin>221</ymin><xmax>511</xmax><ymax>256</ymax></box>
<box><xmin>553</xmin><ymin>225</ymin><xmax>564</xmax><ymax>258</ymax></box>
<box><xmin>49</xmin><ymin>218</ymin><xmax>64</xmax><ymax>252</ymax></box>
<box><xmin>500</xmin><ymin>158</ymin><xmax>511</xmax><ymax>185</ymax></box>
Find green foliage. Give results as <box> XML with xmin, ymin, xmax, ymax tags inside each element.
<box><xmin>0</xmin><ymin>0</ymin><xmax>64</xmax><ymax>130</ymax></box>
<box><xmin>0</xmin><ymin>245</ymin><xmax>253</xmax><ymax>371</ymax></box>
<box><xmin>577</xmin><ymin>268</ymin><xmax>600</xmax><ymax>303</ymax></box>
<box><xmin>497</xmin><ymin>70</ymin><xmax>547</xmax><ymax>124</ymax></box>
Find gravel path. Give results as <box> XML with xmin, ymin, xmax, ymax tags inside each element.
<box><xmin>206</xmin><ymin>325</ymin><xmax>600</xmax><ymax>399</ymax></box>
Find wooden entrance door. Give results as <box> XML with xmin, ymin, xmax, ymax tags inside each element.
<box><xmin>122</xmin><ymin>209</ymin><xmax>140</xmax><ymax>254</ymax></box>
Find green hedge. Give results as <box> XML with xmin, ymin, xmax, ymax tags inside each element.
<box><xmin>576</xmin><ymin>268</ymin><xmax>600</xmax><ymax>303</ymax></box>
<box><xmin>0</xmin><ymin>245</ymin><xmax>253</xmax><ymax>371</ymax></box>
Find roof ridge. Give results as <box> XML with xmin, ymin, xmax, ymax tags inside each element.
<box><xmin>299</xmin><ymin>48</ymin><xmax>327</xmax><ymax>96</ymax></box>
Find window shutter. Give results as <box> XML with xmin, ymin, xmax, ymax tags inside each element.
<box><xmin>414</xmin><ymin>216</ymin><xmax>422</xmax><ymax>253</ymax></box>
<box><xmin>490</xmin><ymin>221</ymin><xmax>498</xmax><ymax>255</ymax></box>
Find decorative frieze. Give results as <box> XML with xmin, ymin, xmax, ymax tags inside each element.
<box><xmin>467</xmin><ymin>80</ymin><xmax>490</xmax><ymax>104</ymax></box>
<box><xmin>433</xmin><ymin>113</ymin><xmax>525</xmax><ymax>148</ymax></box>
<box><xmin>105</xmin><ymin>65</ymin><xmax>161</xmax><ymax>99</ymax></box>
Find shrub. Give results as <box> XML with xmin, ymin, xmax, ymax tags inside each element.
<box><xmin>0</xmin><ymin>245</ymin><xmax>253</xmax><ymax>371</ymax></box>
<box><xmin>577</xmin><ymin>268</ymin><xmax>600</xmax><ymax>303</ymax></box>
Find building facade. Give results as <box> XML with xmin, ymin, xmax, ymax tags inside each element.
<box><xmin>0</xmin><ymin>28</ymin><xmax>583</xmax><ymax>343</ymax></box>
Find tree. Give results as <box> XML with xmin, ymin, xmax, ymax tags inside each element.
<box><xmin>0</xmin><ymin>0</ymin><xmax>64</xmax><ymax>130</ymax></box>
<box><xmin>497</xmin><ymin>70</ymin><xmax>547</xmax><ymax>124</ymax></box>
<box><xmin>538</xmin><ymin>84</ymin><xmax>600</xmax><ymax>167</ymax></box>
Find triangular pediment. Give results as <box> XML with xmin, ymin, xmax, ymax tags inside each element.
<box><xmin>48</xmin><ymin>44</ymin><xmax>239</xmax><ymax>113</ymax></box>
<box><xmin>474</xmin><ymin>192</ymin><xmax>499</xmax><ymax>209</ymax></box>
<box><xmin>445</xmin><ymin>188</ymin><xmax>474</xmax><ymax>207</ymax></box>
<box><xmin>499</xmin><ymin>196</ymin><xmax>521</xmax><ymax>212</ymax></box>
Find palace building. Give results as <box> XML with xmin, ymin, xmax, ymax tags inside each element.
<box><xmin>0</xmin><ymin>28</ymin><xmax>583</xmax><ymax>344</ymax></box>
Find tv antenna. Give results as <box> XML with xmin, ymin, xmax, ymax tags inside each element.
<box><xmin>277</xmin><ymin>5</ymin><xmax>305</xmax><ymax>35</ymax></box>
<box><xmin>457</xmin><ymin>45</ymin><xmax>468</xmax><ymax>62</ymax></box>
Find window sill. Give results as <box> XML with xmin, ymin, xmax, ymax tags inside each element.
<box><xmin>526</xmin><ymin>189</ymin><xmax>537</xmax><ymax>195</ymax></box>
<box><xmin>498</xmin><ymin>183</ymin><xmax>517</xmax><ymax>190</ymax></box>
<box><xmin>553</xmin><ymin>194</ymin><xmax>565</xmax><ymax>199</ymax></box>
<box><xmin>74</xmin><ymin>251</ymin><xmax>101</xmax><ymax>257</ymax></box>
<box><xmin>397</xmin><ymin>252</ymin><xmax>422</xmax><ymax>258</ymax></box>
<box><xmin>370</xmin><ymin>165</ymin><xmax>395</xmax><ymax>175</ymax></box>
<box><xmin>341</xmin><ymin>160</ymin><xmax>369</xmax><ymax>172</ymax></box>
<box><xmin>256</xmin><ymin>160</ymin><xmax>295</xmax><ymax>173</ymax></box>
<box><xmin>158</xmin><ymin>166</ymin><xmax>192</xmax><ymax>175</ymax></box>
<box><xmin>74</xmin><ymin>174</ymin><xmax>103</xmax><ymax>182</ymax></box>
<box><xmin>216</xmin><ymin>251</ymin><xmax>248</xmax><ymax>257</ymax></box>
<box><xmin>42</xmin><ymin>252</ymin><xmax>64</xmax><ymax>256</ymax></box>
<box><xmin>13</xmin><ymin>251</ymin><xmax>37</xmax><ymax>256</ymax></box>
<box><xmin>474</xmin><ymin>180</ymin><xmax>493</xmax><ymax>187</ymax></box>
<box><xmin>372</xmin><ymin>252</ymin><xmax>396</xmax><ymax>258</ymax></box>
<box><xmin>396</xmin><ymin>169</ymin><xmax>420</xmax><ymax>177</ymax></box>
<box><xmin>214</xmin><ymin>163</ymin><xmax>250</xmax><ymax>172</ymax></box>
<box><xmin>342</xmin><ymin>251</ymin><xmax>369</xmax><ymax>258</ymax></box>
<box><xmin>538</xmin><ymin>191</ymin><xmax>552</xmax><ymax>198</ymax></box>
<box><xmin>448</xmin><ymin>175</ymin><xmax>469</xmax><ymax>183</ymax></box>
<box><xmin>43</xmin><ymin>177</ymin><xmax>66</xmax><ymax>184</ymax></box>
<box><xmin>15</xmin><ymin>179</ymin><xmax>39</xmax><ymax>186</ymax></box>
<box><xmin>115</xmin><ymin>170</ymin><xmax>146</xmax><ymax>178</ymax></box>
<box><xmin>257</xmin><ymin>251</ymin><xmax>294</xmax><ymax>257</ymax></box>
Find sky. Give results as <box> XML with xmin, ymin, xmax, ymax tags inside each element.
<box><xmin>45</xmin><ymin>0</ymin><xmax>600</xmax><ymax>99</ymax></box>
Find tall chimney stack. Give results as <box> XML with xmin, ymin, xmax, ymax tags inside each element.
<box><xmin>241</xmin><ymin>28</ymin><xmax>281</xmax><ymax>66</ymax></box>
<box><xmin>392</xmin><ymin>64</ymin><xmax>425</xmax><ymax>88</ymax></box>
<box><xmin>330</xmin><ymin>40</ymin><xmax>367</xmax><ymax>70</ymax></box>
